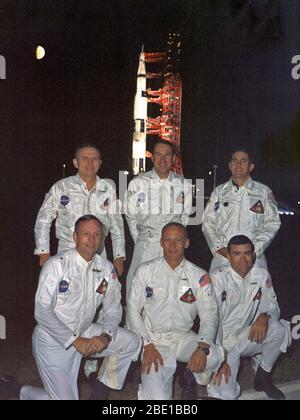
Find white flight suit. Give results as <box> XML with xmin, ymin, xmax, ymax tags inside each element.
<box><xmin>34</xmin><ymin>173</ymin><xmax>125</xmax><ymax>260</ymax></box>
<box><xmin>202</xmin><ymin>178</ymin><xmax>281</xmax><ymax>271</ymax></box>
<box><xmin>20</xmin><ymin>249</ymin><xmax>141</xmax><ymax>400</ymax></box>
<box><xmin>208</xmin><ymin>266</ymin><xmax>291</xmax><ymax>400</ymax></box>
<box><xmin>127</xmin><ymin>257</ymin><xmax>225</xmax><ymax>400</ymax></box>
<box><xmin>124</xmin><ymin>169</ymin><xmax>192</xmax><ymax>300</ymax></box>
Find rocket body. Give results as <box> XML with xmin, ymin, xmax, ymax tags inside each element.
<box><xmin>132</xmin><ymin>51</ymin><xmax>148</xmax><ymax>175</ymax></box>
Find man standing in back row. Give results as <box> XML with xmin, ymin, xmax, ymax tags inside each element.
<box><xmin>34</xmin><ymin>143</ymin><xmax>125</xmax><ymax>276</ymax></box>
<box><xmin>202</xmin><ymin>149</ymin><xmax>281</xmax><ymax>271</ymax></box>
<box><xmin>124</xmin><ymin>140</ymin><xmax>192</xmax><ymax>300</ymax></box>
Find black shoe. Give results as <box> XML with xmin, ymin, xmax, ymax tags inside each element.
<box><xmin>0</xmin><ymin>375</ymin><xmax>21</xmax><ymax>400</ymax></box>
<box><xmin>254</xmin><ymin>367</ymin><xmax>285</xmax><ymax>400</ymax></box>
<box><xmin>88</xmin><ymin>374</ymin><xmax>110</xmax><ymax>401</ymax></box>
<box><xmin>179</xmin><ymin>369</ymin><xmax>198</xmax><ymax>400</ymax></box>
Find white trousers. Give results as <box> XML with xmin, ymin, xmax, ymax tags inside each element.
<box><xmin>20</xmin><ymin>324</ymin><xmax>141</xmax><ymax>400</ymax></box>
<box><xmin>138</xmin><ymin>331</ymin><xmax>225</xmax><ymax>400</ymax></box>
<box><xmin>207</xmin><ymin>320</ymin><xmax>291</xmax><ymax>400</ymax></box>
<box><xmin>126</xmin><ymin>239</ymin><xmax>163</xmax><ymax>301</ymax></box>
<box><xmin>210</xmin><ymin>253</ymin><xmax>267</xmax><ymax>272</ymax></box>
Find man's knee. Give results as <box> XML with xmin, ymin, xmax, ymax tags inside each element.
<box><xmin>268</xmin><ymin>321</ymin><xmax>287</xmax><ymax>343</ymax></box>
<box><xmin>119</xmin><ymin>328</ymin><xmax>141</xmax><ymax>356</ymax></box>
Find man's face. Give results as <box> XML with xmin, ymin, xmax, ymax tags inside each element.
<box><xmin>229</xmin><ymin>151</ymin><xmax>254</xmax><ymax>180</ymax></box>
<box><xmin>228</xmin><ymin>243</ymin><xmax>255</xmax><ymax>278</ymax></box>
<box><xmin>73</xmin><ymin>220</ymin><xmax>102</xmax><ymax>261</ymax></box>
<box><xmin>161</xmin><ymin>226</ymin><xmax>189</xmax><ymax>264</ymax></box>
<box><xmin>73</xmin><ymin>147</ymin><xmax>102</xmax><ymax>179</ymax></box>
<box><xmin>152</xmin><ymin>143</ymin><xmax>174</xmax><ymax>178</ymax></box>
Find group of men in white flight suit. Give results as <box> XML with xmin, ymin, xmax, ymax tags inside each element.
<box><xmin>1</xmin><ymin>140</ymin><xmax>291</xmax><ymax>400</ymax></box>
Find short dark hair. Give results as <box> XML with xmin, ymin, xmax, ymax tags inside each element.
<box><xmin>161</xmin><ymin>222</ymin><xmax>188</xmax><ymax>239</ymax></box>
<box><xmin>227</xmin><ymin>235</ymin><xmax>255</xmax><ymax>253</ymax></box>
<box><xmin>74</xmin><ymin>143</ymin><xmax>102</xmax><ymax>159</ymax></box>
<box><xmin>230</xmin><ymin>149</ymin><xmax>253</xmax><ymax>163</ymax></box>
<box><xmin>152</xmin><ymin>139</ymin><xmax>175</xmax><ymax>155</ymax></box>
<box><xmin>74</xmin><ymin>215</ymin><xmax>103</xmax><ymax>233</ymax></box>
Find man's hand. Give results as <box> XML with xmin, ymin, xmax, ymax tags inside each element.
<box><xmin>39</xmin><ymin>253</ymin><xmax>50</xmax><ymax>267</ymax></box>
<box><xmin>142</xmin><ymin>343</ymin><xmax>164</xmax><ymax>375</ymax></box>
<box><xmin>186</xmin><ymin>345</ymin><xmax>209</xmax><ymax>373</ymax></box>
<box><xmin>248</xmin><ymin>314</ymin><xmax>269</xmax><ymax>343</ymax></box>
<box><xmin>72</xmin><ymin>337</ymin><xmax>92</xmax><ymax>356</ymax></box>
<box><xmin>73</xmin><ymin>335</ymin><xmax>109</xmax><ymax>357</ymax></box>
<box><xmin>217</xmin><ymin>248</ymin><xmax>229</xmax><ymax>259</ymax></box>
<box><xmin>114</xmin><ymin>258</ymin><xmax>124</xmax><ymax>277</ymax></box>
<box><xmin>212</xmin><ymin>362</ymin><xmax>231</xmax><ymax>386</ymax></box>
<box><xmin>85</xmin><ymin>335</ymin><xmax>110</xmax><ymax>355</ymax></box>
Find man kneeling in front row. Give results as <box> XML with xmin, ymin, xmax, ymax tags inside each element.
<box><xmin>21</xmin><ymin>215</ymin><xmax>141</xmax><ymax>400</ymax></box>
<box><xmin>127</xmin><ymin>222</ymin><xmax>224</xmax><ymax>400</ymax></box>
<box><xmin>208</xmin><ymin>235</ymin><xmax>291</xmax><ymax>400</ymax></box>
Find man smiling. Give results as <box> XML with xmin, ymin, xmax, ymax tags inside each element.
<box><xmin>202</xmin><ymin>149</ymin><xmax>281</xmax><ymax>271</ymax></box>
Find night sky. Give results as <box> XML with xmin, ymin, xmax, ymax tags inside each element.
<box><xmin>0</xmin><ymin>1</ymin><xmax>299</xmax><ymax>336</ymax></box>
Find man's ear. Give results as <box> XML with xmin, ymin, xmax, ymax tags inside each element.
<box><xmin>73</xmin><ymin>158</ymin><xmax>78</xmax><ymax>169</ymax></box>
<box><xmin>184</xmin><ymin>239</ymin><xmax>190</xmax><ymax>249</ymax></box>
<box><xmin>227</xmin><ymin>249</ymin><xmax>231</xmax><ymax>263</ymax></box>
<box><xmin>160</xmin><ymin>238</ymin><xmax>163</xmax><ymax>248</ymax></box>
<box><xmin>73</xmin><ymin>232</ymin><xmax>77</xmax><ymax>243</ymax></box>
<box><xmin>250</xmin><ymin>163</ymin><xmax>255</xmax><ymax>173</ymax></box>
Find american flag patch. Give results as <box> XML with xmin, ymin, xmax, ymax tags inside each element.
<box><xmin>199</xmin><ymin>274</ymin><xmax>212</xmax><ymax>288</ymax></box>
<box><xmin>266</xmin><ymin>278</ymin><xmax>273</xmax><ymax>289</ymax></box>
<box><xmin>111</xmin><ymin>268</ymin><xmax>117</xmax><ymax>279</ymax></box>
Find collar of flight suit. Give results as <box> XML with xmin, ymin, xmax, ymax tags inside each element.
<box><xmin>74</xmin><ymin>248</ymin><xmax>96</xmax><ymax>272</ymax></box>
<box><xmin>162</xmin><ymin>257</ymin><xmax>186</xmax><ymax>274</ymax></box>
<box><xmin>229</xmin><ymin>266</ymin><xmax>252</xmax><ymax>284</ymax></box>
<box><xmin>75</xmin><ymin>173</ymin><xmax>108</xmax><ymax>194</ymax></box>
<box><xmin>150</xmin><ymin>168</ymin><xmax>174</xmax><ymax>182</ymax></box>
<box><xmin>229</xmin><ymin>177</ymin><xmax>254</xmax><ymax>193</ymax></box>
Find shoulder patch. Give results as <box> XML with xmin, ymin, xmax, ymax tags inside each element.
<box><xmin>145</xmin><ymin>286</ymin><xmax>153</xmax><ymax>298</ymax></box>
<box><xmin>59</xmin><ymin>279</ymin><xmax>69</xmax><ymax>293</ymax></box>
<box><xmin>60</xmin><ymin>195</ymin><xmax>69</xmax><ymax>206</ymax></box>
<box><xmin>199</xmin><ymin>274</ymin><xmax>212</xmax><ymax>288</ymax></box>
<box><xmin>111</xmin><ymin>268</ymin><xmax>117</xmax><ymax>280</ymax></box>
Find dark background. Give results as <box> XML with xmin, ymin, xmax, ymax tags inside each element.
<box><xmin>0</xmin><ymin>0</ymin><xmax>299</xmax><ymax>341</ymax></box>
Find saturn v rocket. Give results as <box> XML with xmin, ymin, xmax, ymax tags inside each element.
<box><xmin>132</xmin><ymin>50</ymin><xmax>148</xmax><ymax>176</ymax></box>
<box><xmin>132</xmin><ymin>34</ymin><xmax>183</xmax><ymax>175</ymax></box>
